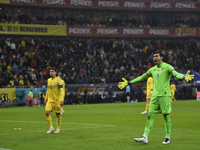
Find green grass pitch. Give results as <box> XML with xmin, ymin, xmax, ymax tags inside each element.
<box><xmin>0</xmin><ymin>100</ymin><xmax>200</xmax><ymax>150</ymax></box>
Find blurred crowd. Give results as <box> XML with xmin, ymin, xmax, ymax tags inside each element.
<box><xmin>0</xmin><ymin>36</ymin><xmax>200</xmax><ymax>87</ymax></box>
<box><xmin>1</xmin><ymin>11</ymin><xmax>200</xmax><ymax>28</ymax></box>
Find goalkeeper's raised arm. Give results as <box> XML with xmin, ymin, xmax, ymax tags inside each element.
<box><xmin>118</xmin><ymin>73</ymin><xmax>149</xmax><ymax>90</ymax></box>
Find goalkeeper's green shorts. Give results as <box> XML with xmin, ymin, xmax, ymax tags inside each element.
<box><xmin>149</xmin><ymin>96</ymin><xmax>171</xmax><ymax>114</ymax></box>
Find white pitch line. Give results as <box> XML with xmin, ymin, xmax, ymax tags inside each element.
<box><xmin>0</xmin><ymin>120</ymin><xmax>116</xmax><ymax>127</ymax></box>
<box><xmin>0</xmin><ymin>126</ymin><xmax>112</xmax><ymax>136</ymax></box>
<box><xmin>0</xmin><ymin>148</ymin><xmax>12</xmax><ymax>150</ymax></box>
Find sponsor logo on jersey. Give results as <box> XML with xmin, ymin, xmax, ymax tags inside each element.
<box><xmin>53</xmin><ymin>81</ymin><xmax>56</xmax><ymax>83</ymax></box>
<box><xmin>154</xmin><ymin>69</ymin><xmax>156</xmax><ymax>71</ymax></box>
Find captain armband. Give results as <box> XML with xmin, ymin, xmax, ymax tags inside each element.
<box><xmin>59</xmin><ymin>84</ymin><xmax>63</xmax><ymax>88</ymax></box>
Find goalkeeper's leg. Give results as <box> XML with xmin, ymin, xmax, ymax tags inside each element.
<box><xmin>162</xmin><ymin>114</ymin><xmax>171</xmax><ymax>144</ymax></box>
<box><xmin>134</xmin><ymin>113</ymin><xmax>155</xmax><ymax>144</ymax></box>
<box><xmin>143</xmin><ymin>113</ymin><xmax>155</xmax><ymax>137</ymax></box>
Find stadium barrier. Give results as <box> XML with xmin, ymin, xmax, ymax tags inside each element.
<box><xmin>0</xmin><ymin>23</ymin><xmax>67</xmax><ymax>36</ymax></box>
<box><xmin>0</xmin><ymin>23</ymin><xmax>199</xmax><ymax>37</ymax></box>
<box><xmin>8</xmin><ymin>0</ymin><xmax>200</xmax><ymax>11</ymax></box>
<box><xmin>67</xmin><ymin>26</ymin><xmax>200</xmax><ymax>37</ymax></box>
<box><xmin>0</xmin><ymin>88</ymin><xmax>16</xmax><ymax>104</ymax></box>
<box><xmin>11</xmin><ymin>82</ymin><xmax>197</xmax><ymax>104</ymax></box>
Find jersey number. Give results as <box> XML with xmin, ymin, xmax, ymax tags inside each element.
<box><xmin>157</xmin><ymin>74</ymin><xmax>159</xmax><ymax>79</ymax></box>
<box><xmin>50</xmin><ymin>85</ymin><xmax>52</xmax><ymax>90</ymax></box>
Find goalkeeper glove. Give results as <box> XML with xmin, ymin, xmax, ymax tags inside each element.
<box><xmin>118</xmin><ymin>78</ymin><xmax>130</xmax><ymax>89</ymax></box>
<box><xmin>184</xmin><ymin>70</ymin><xmax>194</xmax><ymax>82</ymax></box>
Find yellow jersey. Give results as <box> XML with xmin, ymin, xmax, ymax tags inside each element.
<box><xmin>170</xmin><ymin>84</ymin><xmax>176</xmax><ymax>92</ymax></box>
<box><xmin>46</xmin><ymin>77</ymin><xmax>63</xmax><ymax>102</ymax></box>
<box><xmin>19</xmin><ymin>80</ymin><xmax>24</xmax><ymax>86</ymax></box>
<box><xmin>147</xmin><ymin>77</ymin><xmax>154</xmax><ymax>94</ymax></box>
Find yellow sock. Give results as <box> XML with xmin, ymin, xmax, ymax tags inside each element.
<box><xmin>46</xmin><ymin>115</ymin><xmax>53</xmax><ymax>128</ymax></box>
<box><xmin>145</xmin><ymin>104</ymin><xmax>149</xmax><ymax>112</ymax></box>
<box><xmin>57</xmin><ymin>115</ymin><xmax>62</xmax><ymax>129</ymax></box>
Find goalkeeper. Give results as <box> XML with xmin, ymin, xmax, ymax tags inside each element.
<box><xmin>118</xmin><ymin>51</ymin><xmax>194</xmax><ymax>144</ymax></box>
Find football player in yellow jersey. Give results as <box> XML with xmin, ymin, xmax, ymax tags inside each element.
<box><xmin>170</xmin><ymin>82</ymin><xmax>177</xmax><ymax>102</ymax></box>
<box><xmin>141</xmin><ymin>77</ymin><xmax>154</xmax><ymax>114</ymax></box>
<box><xmin>45</xmin><ymin>68</ymin><xmax>64</xmax><ymax>134</ymax></box>
<box><xmin>57</xmin><ymin>75</ymin><xmax>65</xmax><ymax>116</ymax></box>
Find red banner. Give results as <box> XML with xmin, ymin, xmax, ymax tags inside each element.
<box><xmin>10</xmin><ymin>0</ymin><xmax>68</xmax><ymax>6</ymax></box>
<box><xmin>9</xmin><ymin>0</ymin><xmax>200</xmax><ymax>10</ymax></box>
<box><xmin>67</xmin><ymin>26</ymin><xmax>200</xmax><ymax>37</ymax></box>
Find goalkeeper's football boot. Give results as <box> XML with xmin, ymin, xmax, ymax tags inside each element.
<box><xmin>162</xmin><ymin>137</ymin><xmax>170</xmax><ymax>144</ymax></box>
<box><xmin>134</xmin><ymin>136</ymin><xmax>148</xmax><ymax>144</ymax></box>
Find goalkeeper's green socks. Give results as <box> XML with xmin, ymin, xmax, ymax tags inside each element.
<box><xmin>143</xmin><ymin>113</ymin><xmax>155</xmax><ymax>137</ymax></box>
<box><xmin>163</xmin><ymin>114</ymin><xmax>171</xmax><ymax>138</ymax></box>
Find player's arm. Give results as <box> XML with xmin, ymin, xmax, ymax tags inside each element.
<box><xmin>118</xmin><ymin>73</ymin><xmax>149</xmax><ymax>89</ymax></box>
<box><xmin>61</xmin><ymin>81</ymin><xmax>65</xmax><ymax>101</ymax></box>
<box><xmin>171</xmin><ymin>70</ymin><xmax>194</xmax><ymax>82</ymax></box>
<box><xmin>58</xmin><ymin>79</ymin><xmax>64</xmax><ymax>106</ymax></box>
<box><xmin>45</xmin><ymin>83</ymin><xmax>49</xmax><ymax>104</ymax></box>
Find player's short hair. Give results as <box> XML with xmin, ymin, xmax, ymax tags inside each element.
<box><xmin>50</xmin><ymin>67</ymin><xmax>57</xmax><ymax>72</ymax></box>
<box><xmin>153</xmin><ymin>51</ymin><xmax>163</xmax><ymax>57</ymax></box>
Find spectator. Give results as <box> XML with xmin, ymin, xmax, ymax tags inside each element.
<box><xmin>84</xmin><ymin>88</ymin><xmax>89</xmax><ymax>104</ymax></box>
<box><xmin>32</xmin><ymin>94</ymin><xmax>38</xmax><ymax>106</ymax></box>
<box><xmin>26</xmin><ymin>94</ymin><xmax>32</xmax><ymax>106</ymax></box>
<box><xmin>1</xmin><ymin>93</ymin><xmax>7</xmax><ymax>108</ymax></box>
<box><xmin>131</xmin><ymin>85</ymin><xmax>137</xmax><ymax>102</ymax></box>
<box><xmin>39</xmin><ymin>90</ymin><xmax>45</xmax><ymax>106</ymax></box>
<box><xmin>108</xmin><ymin>86</ymin><xmax>113</xmax><ymax>103</ymax></box>
<box><xmin>13</xmin><ymin>63</ymin><xmax>18</xmax><ymax>75</ymax></box>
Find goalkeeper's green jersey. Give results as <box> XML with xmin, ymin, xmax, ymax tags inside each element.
<box><xmin>130</xmin><ymin>62</ymin><xmax>184</xmax><ymax>97</ymax></box>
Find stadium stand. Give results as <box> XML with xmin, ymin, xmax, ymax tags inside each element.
<box><xmin>0</xmin><ymin>36</ymin><xmax>199</xmax><ymax>87</ymax></box>
<box><xmin>0</xmin><ymin>6</ymin><xmax>200</xmax><ymax>27</ymax></box>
